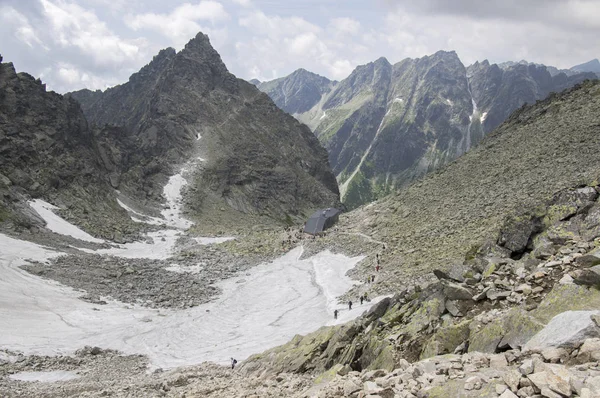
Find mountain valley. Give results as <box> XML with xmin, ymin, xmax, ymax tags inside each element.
<box><xmin>1</xmin><ymin>23</ymin><xmax>600</xmax><ymax>398</ymax></box>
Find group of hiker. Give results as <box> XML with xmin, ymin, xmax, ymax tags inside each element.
<box><xmin>333</xmin><ymin>244</ymin><xmax>387</xmax><ymax>320</ymax></box>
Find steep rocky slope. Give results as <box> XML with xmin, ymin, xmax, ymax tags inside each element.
<box><xmin>68</xmin><ymin>33</ymin><xmax>340</xmax><ymax>230</ymax></box>
<box><xmin>256</xmin><ymin>69</ymin><xmax>336</xmax><ymax>115</ymax></box>
<box><xmin>0</xmin><ymin>55</ymin><xmax>133</xmax><ymax>239</ymax></box>
<box><xmin>259</xmin><ymin>55</ymin><xmax>596</xmax><ymax>208</ymax></box>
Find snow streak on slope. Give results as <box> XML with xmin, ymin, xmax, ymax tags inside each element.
<box><xmin>29</xmin><ymin>200</ymin><xmax>105</xmax><ymax>243</ymax></box>
<box><xmin>0</xmin><ymin>237</ymin><xmax>377</xmax><ymax>369</ymax></box>
<box><xmin>161</xmin><ymin>173</ymin><xmax>193</xmax><ymax>230</ymax></box>
<box><xmin>340</xmin><ymin>109</ymin><xmax>391</xmax><ymax>197</ymax></box>
<box><xmin>116</xmin><ymin>199</ymin><xmax>164</xmax><ymax>226</ymax></box>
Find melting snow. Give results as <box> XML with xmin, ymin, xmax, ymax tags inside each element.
<box><xmin>481</xmin><ymin>112</ymin><xmax>488</xmax><ymax>122</ymax></box>
<box><xmin>0</xmin><ymin>236</ymin><xmax>379</xmax><ymax>369</ymax></box>
<box><xmin>9</xmin><ymin>371</ymin><xmax>80</xmax><ymax>383</ymax></box>
<box><xmin>319</xmin><ymin>112</ymin><xmax>328</xmax><ymax>120</ymax></box>
<box><xmin>29</xmin><ymin>200</ymin><xmax>104</xmax><ymax>244</ymax></box>
<box><xmin>194</xmin><ymin>237</ymin><xmax>235</xmax><ymax>245</ymax></box>
<box><xmin>393</xmin><ymin>97</ymin><xmax>403</xmax><ymax>103</ymax></box>
<box><xmin>117</xmin><ymin>199</ymin><xmax>164</xmax><ymax>226</ymax></box>
<box><xmin>161</xmin><ymin>174</ymin><xmax>193</xmax><ymax>230</ymax></box>
<box><xmin>78</xmin><ymin>230</ymin><xmax>180</xmax><ymax>260</ymax></box>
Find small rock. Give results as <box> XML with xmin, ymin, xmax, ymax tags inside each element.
<box><xmin>499</xmin><ymin>389</ymin><xmax>518</xmax><ymax>398</ymax></box>
<box><xmin>489</xmin><ymin>353</ymin><xmax>509</xmax><ymax>369</ymax></box>
<box><xmin>519</xmin><ymin>359</ymin><xmax>535</xmax><ymax>375</ymax></box>
<box><xmin>559</xmin><ymin>274</ymin><xmax>574</xmax><ymax>285</ymax></box>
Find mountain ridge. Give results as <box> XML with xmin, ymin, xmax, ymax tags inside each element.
<box><xmin>257</xmin><ymin>53</ymin><xmax>597</xmax><ymax>208</ymax></box>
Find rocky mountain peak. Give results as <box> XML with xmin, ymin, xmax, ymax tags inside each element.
<box><xmin>571</xmin><ymin>58</ymin><xmax>600</xmax><ymax>74</ymax></box>
<box><xmin>67</xmin><ymin>31</ymin><xmax>340</xmax><ymax>227</ymax></box>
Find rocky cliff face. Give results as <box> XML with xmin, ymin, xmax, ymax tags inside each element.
<box><xmin>256</xmin><ymin>68</ymin><xmax>336</xmax><ymax>115</ymax></box>
<box><xmin>69</xmin><ymin>33</ymin><xmax>340</xmax><ymax>229</ymax></box>
<box><xmin>260</xmin><ymin>55</ymin><xmax>597</xmax><ymax>208</ymax></box>
<box><xmin>0</xmin><ymin>55</ymin><xmax>133</xmax><ymax>239</ymax></box>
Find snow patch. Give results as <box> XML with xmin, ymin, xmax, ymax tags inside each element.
<box><xmin>29</xmin><ymin>200</ymin><xmax>104</xmax><ymax>244</ymax></box>
<box><xmin>319</xmin><ymin>112</ymin><xmax>327</xmax><ymax>120</ymax></box>
<box><xmin>481</xmin><ymin>112</ymin><xmax>488</xmax><ymax>122</ymax></box>
<box><xmin>194</xmin><ymin>237</ymin><xmax>235</xmax><ymax>245</ymax></box>
<box><xmin>393</xmin><ymin>97</ymin><xmax>403</xmax><ymax>103</ymax></box>
<box><xmin>446</xmin><ymin>98</ymin><xmax>453</xmax><ymax>106</ymax></box>
<box><xmin>164</xmin><ymin>263</ymin><xmax>205</xmax><ymax>274</ymax></box>
<box><xmin>117</xmin><ymin>199</ymin><xmax>164</xmax><ymax>226</ymax></box>
<box><xmin>9</xmin><ymin>371</ymin><xmax>80</xmax><ymax>383</ymax></box>
<box><xmin>79</xmin><ymin>230</ymin><xmax>179</xmax><ymax>260</ymax></box>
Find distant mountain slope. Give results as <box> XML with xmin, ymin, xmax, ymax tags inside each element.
<box><xmin>467</xmin><ymin>60</ymin><xmax>595</xmax><ymax>133</ymax></box>
<box><xmin>259</xmin><ymin>55</ymin><xmax>597</xmax><ymax>208</ymax></box>
<box><xmin>343</xmin><ymin>79</ymin><xmax>600</xmax><ymax>279</ymax></box>
<box><xmin>69</xmin><ymin>33</ymin><xmax>340</xmax><ymax>229</ymax></box>
<box><xmin>256</xmin><ymin>69</ymin><xmax>336</xmax><ymax>115</ymax></box>
<box><xmin>571</xmin><ymin>58</ymin><xmax>600</xmax><ymax>75</ymax></box>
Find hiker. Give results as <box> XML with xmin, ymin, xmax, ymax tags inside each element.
<box><xmin>334</xmin><ymin>309</ymin><xmax>338</xmax><ymax>319</ymax></box>
<box><xmin>364</xmin><ymin>292</ymin><xmax>368</xmax><ymax>302</ymax></box>
<box><xmin>348</xmin><ymin>300</ymin><xmax>353</xmax><ymax>310</ymax></box>
<box><xmin>231</xmin><ymin>357</ymin><xmax>237</xmax><ymax>369</ymax></box>
<box><xmin>371</xmin><ymin>275</ymin><xmax>375</xmax><ymax>283</ymax></box>
<box><xmin>360</xmin><ymin>295</ymin><xmax>364</xmax><ymax>305</ymax></box>
<box><xmin>376</xmin><ymin>264</ymin><xmax>380</xmax><ymax>272</ymax></box>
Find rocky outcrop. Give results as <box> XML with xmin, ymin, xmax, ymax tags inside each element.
<box><xmin>68</xmin><ymin>33</ymin><xmax>340</xmax><ymax>230</ymax></box>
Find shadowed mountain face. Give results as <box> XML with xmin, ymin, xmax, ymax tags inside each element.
<box><xmin>0</xmin><ymin>55</ymin><xmax>135</xmax><ymax>238</ymax></box>
<box><xmin>68</xmin><ymin>33</ymin><xmax>340</xmax><ymax>227</ymax></box>
<box><xmin>258</xmin><ymin>54</ymin><xmax>596</xmax><ymax>208</ymax></box>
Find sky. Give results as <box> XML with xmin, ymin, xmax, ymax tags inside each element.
<box><xmin>0</xmin><ymin>0</ymin><xmax>599</xmax><ymax>93</ymax></box>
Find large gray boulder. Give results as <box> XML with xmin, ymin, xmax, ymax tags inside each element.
<box><xmin>524</xmin><ymin>311</ymin><xmax>600</xmax><ymax>352</ymax></box>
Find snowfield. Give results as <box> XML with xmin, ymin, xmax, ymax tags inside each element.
<box><xmin>0</xmin><ymin>234</ymin><xmax>376</xmax><ymax>369</ymax></box>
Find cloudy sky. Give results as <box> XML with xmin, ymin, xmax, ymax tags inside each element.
<box><xmin>1</xmin><ymin>0</ymin><xmax>598</xmax><ymax>93</ymax></box>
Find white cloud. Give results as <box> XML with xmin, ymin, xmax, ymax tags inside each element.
<box><xmin>127</xmin><ymin>1</ymin><xmax>229</xmax><ymax>48</ymax></box>
<box><xmin>40</xmin><ymin>0</ymin><xmax>144</xmax><ymax>68</ymax></box>
<box><xmin>236</xmin><ymin>11</ymin><xmax>357</xmax><ymax>80</ymax></box>
<box><xmin>329</xmin><ymin>17</ymin><xmax>361</xmax><ymax>35</ymax></box>
<box><xmin>231</xmin><ymin>0</ymin><xmax>252</xmax><ymax>7</ymax></box>
<box><xmin>0</xmin><ymin>6</ymin><xmax>47</xmax><ymax>49</ymax></box>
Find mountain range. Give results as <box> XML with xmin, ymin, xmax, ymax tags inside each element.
<box><xmin>257</xmin><ymin>55</ymin><xmax>598</xmax><ymax>208</ymax></box>
<box><xmin>0</xmin><ymin>33</ymin><xmax>340</xmax><ymax>238</ymax></box>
